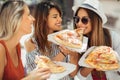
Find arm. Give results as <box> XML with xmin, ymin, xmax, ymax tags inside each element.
<box><xmin>52</xmin><ymin>51</ymin><xmax>66</xmax><ymax>61</ymax></box>
<box><xmin>78</xmin><ymin>67</ymin><xmax>93</xmax><ymax>77</ymax></box>
<box><xmin>24</xmin><ymin>38</ymin><xmax>37</xmax><ymax>73</ymax></box>
<box><xmin>69</xmin><ymin>52</ymin><xmax>81</xmax><ymax>77</ymax></box>
<box><xmin>111</xmin><ymin>31</ymin><xmax>120</xmax><ymax>55</ymax></box>
<box><xmin>76</xmin><ymin>67</ymin><xmax>93</xmax><ymax>80</ymax></box>
<box><xmin>0</xmin><ymin>44</ymin><xmax>6</xmax><ymax>80</ymax></box>
<box><xmin>59</xmin><ymin>46</ymin><xmax>81</xmax><ymax>77</ymax></box>
<box><xmin>111</xmin><ymin>31</ymin><xmax>120</xmax><ymax>74</ymax></box>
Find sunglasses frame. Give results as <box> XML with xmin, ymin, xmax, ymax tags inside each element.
<box><xmin>73</xmin><ymin>16</ymin><xmax>90</xmax><ymax>25</ymax></box>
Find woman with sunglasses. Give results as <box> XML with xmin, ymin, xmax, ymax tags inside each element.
<box><xmin>24</xmin><ymin>0</ymin><xmax>80</xmax><ymax>80</ymax></box>
<box><xmin>72</xmin><ymin>0</ymin><xmax>120</xmax><ymax>80</ymax></box>
<box><xmin>0</xmin><ymin>1</ymin><xmax>51</xmax><ymax>80</ymax></box>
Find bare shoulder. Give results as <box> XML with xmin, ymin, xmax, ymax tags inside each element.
<box><xmin>0</xmin><ymin>43</ymin><xmax>6</xmax><ymax>67</ymax></box>
<box><xmin>0</xmin><ymin>44</ymin><xmax>6</xmax><ymax>79</ymax></box>
<box><xmin>24</xmin><ymin>38</ymin><xmax>36</xmax><ymax>53</ymax></box>
<box><xmin>0</xmin><ymin>43</ymin><xmax>6</xmax><ymax>56</ymax></box>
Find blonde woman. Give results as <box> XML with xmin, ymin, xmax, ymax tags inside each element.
<box><xmin>0</xmin><ymin>1</ymin><xmax>51</xmax><ymax>80</ymax></box>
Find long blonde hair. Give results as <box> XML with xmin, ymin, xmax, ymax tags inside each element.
<box><xmin>0</xmin><ymin>1</ymin><xmax>26</xmax><ymax>40</ymax></box>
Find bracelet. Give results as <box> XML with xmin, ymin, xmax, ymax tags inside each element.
<box><xmin>60</xmin><ymin>50</ymin><xmax>66</xmax><ymax>57</ymax></box>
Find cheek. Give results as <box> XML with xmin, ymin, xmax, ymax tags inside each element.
<box><xmin>20</xmin><ymin>22</ymin><xmax>32</xmax><ymax>34</ymax></box>
<box><xmin>84</xmin><ymin>25</ymin><xmax>92</xmax><ymax>34</ymax></box>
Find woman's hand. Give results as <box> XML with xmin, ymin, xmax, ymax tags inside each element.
<box><xmin>59</xmin><ymin>45</ymin><xmax>81</xmax><ymax>77</ymax></box>
<box><xmin>80</xmin><ymin>67</ymin><xmax>94</xmax><ymax>77</ymax></box>
<box><xmin>22</xmin><ymin>68</ymin><xmax>51</xmax><ymax>80</ymax></box>
<box><xmin>59</xmin><ymin>45</ymin><xmax>78</xmax><ymax>56</ymax></box>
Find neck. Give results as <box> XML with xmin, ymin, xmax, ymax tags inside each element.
<box><xmin>5</xmin><ymin>32</ymin><xmax>23</xmax><ymax>49</ymax></box>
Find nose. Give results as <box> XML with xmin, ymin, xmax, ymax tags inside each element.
<box><xmin>31</xmin><ymin>15</ymin><xmax>35</xmax><ymax>22</ymax></box>
<box><xmin>58</xmin><ymin>16</ymin><xmax>62</xmax><ymax>22</ymax></box>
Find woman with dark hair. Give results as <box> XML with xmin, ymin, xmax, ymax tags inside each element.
<box><xmin>72</xmin><ymin>0</ymin><xmax>120</xmax><ymax>80</ymax></box>
<box><xmin>24</xmin><ymin>0</ymin><xmax>80</xmax><ymax>80</ymax></box>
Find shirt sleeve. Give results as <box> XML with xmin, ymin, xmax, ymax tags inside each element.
<box><xmin>25</xmin><ymin>52</ymin><xmax>36</xmax><ymax>74</ymax></box>
<box><xmin>110</xmin><ymin>30</ymin><xmax>120</xmax><ymax>73</ymax></box>
<box><xmin>76</xmin><ymin>69</ymin><xmax>87</xmax><ymax>80</ymax></box>
<box><xmin>110</xmin><ymin>30</ymin><xmax>120</xmax><ymax>56</ymax></box>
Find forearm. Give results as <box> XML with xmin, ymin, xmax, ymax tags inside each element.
<box><xmin>52</xmin><ymin>52</ymin><xmax>65</xmax><ymax>61</ymax></box>
<box><xmin>69</xmin><ymin>53</ymin><xmax>80</xmax><ymax>77</ymax></box>
<box><xmin>80</xmin><ymin>67</ymin><xmax>93</xmax><ymax>77</ymax></box>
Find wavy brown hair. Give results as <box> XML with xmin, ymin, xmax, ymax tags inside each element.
<box><xmin>74</xmin><ymin>7</ymin><xmax>112</xmax><ymax>47</ymax></box>
<box><xmin>33</xmin><ymin>1</ymin><xmax>62</xmax><ymax>53</ymax></box>
<box><xmin>74</xmin><ymin>7</ymin><xmax>112</xmax><ymax>79</ymax></box>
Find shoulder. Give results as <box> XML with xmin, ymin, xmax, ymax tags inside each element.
<box><xmin>0</xmin><ymin>43</ymin><xmax>6</xmax><ymax>78</ymax></box>
<box><xmin>109</xmin><ymin>29</ymin><xmax>120</xmax><ymax>40</ymax></box>
<box><xmin>108</xmin><ymin>29</ymin><xmax>120</xmax><ymax>52</ymax></box>
<box><xmin>104</xmin><ymin>27</ymin><xmax>120</xmax><ymax>39</ymax></box>
<box><xmin>0</xmin><ymin>43</ymin><xmax>6</xmax><ymax>56</ymax></box>
<box><xmin>0</xmin><ymin>43</ymin><xmax>6</xmax><ymax>66</ymax></box>
<box><xmin>24</xmin><ymin>38</ymin><xmax>36</xmax><ymax>53</ymax></box>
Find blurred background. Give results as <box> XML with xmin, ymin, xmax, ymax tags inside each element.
<box><xmin>0</xmin><ymin>0</ymin><xmax>120</xmax><ymax>71</ymax></box>
<box><xmin>1</xmin><ymin>0</ymin><xmax>120</xmax><ymax>31</ymax></box>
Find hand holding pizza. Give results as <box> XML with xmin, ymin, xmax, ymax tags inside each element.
<box><xmin>59</xmin><ymin>45</ymin><xmax>78</xmax><ymax>56</ymax></box>
<box><xmin>27</xmin><ymin>67</ymin><xmax>51</xmax><ymax>80</ymax></box>
<box><xmin>35</xmin><ymin>55</ymin><xmax>66</xmax><ymax>73</ymax></box>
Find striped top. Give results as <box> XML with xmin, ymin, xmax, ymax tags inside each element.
<box><xmin>25</xmin><ymin>38</ymin><xmax>73</xmax><ymax>80</ymax></box>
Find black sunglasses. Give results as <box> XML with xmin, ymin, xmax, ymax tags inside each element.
<box><xmin>73</xmin><ymin>16</ymin><xmax>90</xmax><ymax>25</ymax></box>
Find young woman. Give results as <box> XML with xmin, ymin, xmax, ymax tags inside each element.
<box><xmin>24</xmin><ymin>1</ymin><xmax>80</xmax><ymax>80</ymax></box>
<box><xmin>72</xmin><ymin>0</ymin><xmax>120</xmax><ymax>80</ymax></box>
<box><xmin>0</xmin><ymin>1</ymin><xmax>51</xmax><ymax>80</ymax></box>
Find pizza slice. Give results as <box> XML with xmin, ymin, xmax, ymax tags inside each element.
<box><xmin>85</xmin><ymin>46</ymin><xmax>120</xmax><ymax>71</ymax></box>
<box><xmin>54</xmin><ymin>28</ymin><xmax>84</xmax><ymax>48</ymax></box>
<box><xmin>35</xmin><ymin>56</ymin><xmax>66</xmax><ymax>73</ymax></box>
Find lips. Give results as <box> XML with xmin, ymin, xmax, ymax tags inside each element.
<box><xmin>56</xmin><ymin>23</ymin><xmax>61</xmax><ymax>26</ymax></box>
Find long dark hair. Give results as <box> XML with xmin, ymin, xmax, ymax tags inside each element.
<box><xmin>74</xmin><ymin>7</ymin><xmax>112</xmax><ymax>79</ymax></box>
<box><xmin>74</xmin><ymin>7</ymin><xmax>112</xmax><ymax>47</ymax></box>
<box><xmin>33</xmin><ymin>1</ymin><xmax>62</xmax><ymax>53</ymax></box>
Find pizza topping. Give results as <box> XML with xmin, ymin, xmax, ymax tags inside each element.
<box><xmin>85</xmin><ymin>46</ymin><xmax>120</xmax><ymax>71</ymax></box>
<box><xmin>35</xmin><ymin>56</ymin><xmax>66</xmax><ymax>73</ymax></box>
<box><xmin>54</xmin><ymin>29</ymin><xmax>83</xmax><ymax>48</ymax></box>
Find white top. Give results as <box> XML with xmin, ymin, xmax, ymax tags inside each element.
<box><xmin>76</xmin><ymin>30</ymin><xmax>120</xmax><ymax>80</ymax></box>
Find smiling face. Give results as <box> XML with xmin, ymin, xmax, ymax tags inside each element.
<box><xmin>47</xmin><ymin>8</ymin><xmax>62</xmax><ymax>33</ymax></box>
<box><xmin>75</xmin><ymin>8</ymin><xmax>92</xmax><ymax>35</ymax></box>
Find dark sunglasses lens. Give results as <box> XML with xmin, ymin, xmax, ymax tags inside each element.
<box><xmin>74</xmin><ymin>16</ymin><xmax>79</xmax><ymax>23</ymax></box>
<box><xmin>82</xmin><ymin>17</ymin><xmax>89</xmax><ymax>24</ymax></box>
